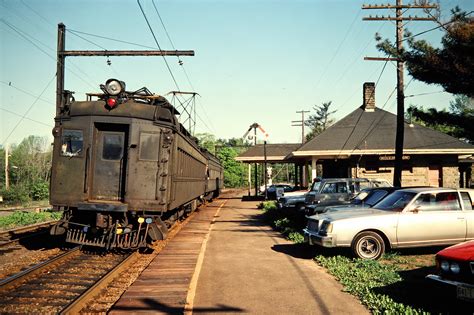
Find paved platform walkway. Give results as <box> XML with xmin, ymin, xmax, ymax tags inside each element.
<box><xmin>190</xmin><ymin>197</ymin><xmax>368</xmax><ymax>314</ymax></box>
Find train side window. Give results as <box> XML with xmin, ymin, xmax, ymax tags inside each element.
<box><xmin>103</xmin><ymin>133</ymin><xmax>124</xmax><ymax>160</ymax></box>
<box><xmin>139</xmin><ymin>133</ymin><xmax>159</xmax><ymax>161</ymax></box>
<box><xmin>61</xmin><ymin>130</ymin><xmax>83</xmax><ymax>157</ymax></box>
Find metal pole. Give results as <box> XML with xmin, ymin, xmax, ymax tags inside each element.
<box><xmin>393</xmin><ymin>0</ymin><xmax>404</xmax><ymax>187</ymax></box>
<box><xmin>264</xmin><ymin>140</ymin><xmax>268</xmax><ymax>200</ymax></box>
<box><xmin>248</xmin><ymin>164</ymin><xmax>251</xmax><ymax>196</ymax></box>
<box><xmin>56</xmin><ymin>23</ymin><xmax>66</xmax><ymax>117</ymax></box>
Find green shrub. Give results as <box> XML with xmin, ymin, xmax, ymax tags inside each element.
<box><xmin>29</xmin><ymin>180</ymin><xmax>49</xmax><ymax>201</ymax></box>
<box><xmin>315</xmin><ymin>255</ymin><xmax>427</xmax><ymax>314</ymax></box>
<box><xmin>261</xmin><ymin>201</ymin><xmax>277</xmax><ymax>212</ymax></box>
<box><xmin>0</xmin><ymin>210</ymin><xmax>62</xmax><ymax>230</ymax></box>
<box><xmin>288</xmin><ymin>231</ymin><xmax>304</xmax><ymax>243</ymax></box>
<box><xmin>0</xmin><ymin>185</ymin><xmax>31</xmax><ymax>205</ymax></box>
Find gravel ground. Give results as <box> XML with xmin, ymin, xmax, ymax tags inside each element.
<box><xmin>0</xmin><ymin>243</ymin><xmax>64</xmax><ymax>280</ymax></box>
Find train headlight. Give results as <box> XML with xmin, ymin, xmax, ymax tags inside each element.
<box><xmin>105</xmin><ymin>79</ymin><xmax>125</xmax><ymax>96</ymax></box>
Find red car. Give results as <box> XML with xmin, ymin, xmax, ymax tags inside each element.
<box><xmin>427</xmin><ymin>240</ymin><xmax>474</xmax><ymax>302</ymax></box>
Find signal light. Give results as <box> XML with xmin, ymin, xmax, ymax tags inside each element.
<box><xmin>106</xmin><ymin>98</ymin><xmax>117</xmax><ymax>108</ymax></box>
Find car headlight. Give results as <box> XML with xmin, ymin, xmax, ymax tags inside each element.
<box><xmin>320</xmin><ymin>221</ymin><xmax>333</xmax><ymax>234</ymax></box>
<box><xmin>450</xmin><ymin>262</ymin><xmax>460</xmax><ymax>274</ymax></box>
<box><xmin>440</xmin><ymin>260</ymin><xmax>450</xmax><ymax>272</ymax></box>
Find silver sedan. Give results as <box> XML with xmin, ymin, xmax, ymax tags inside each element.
<box><xmin>304</xmin><ymin>187</ymin><xmax>474</xmax><ymax>260</ymax></box>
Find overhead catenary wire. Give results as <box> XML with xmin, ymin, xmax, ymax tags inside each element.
<box><xmin>402</xmin><ymin>10</ymin><xmax>473</xmax><ymax>42</ymax></box>
<box><xmin>314</xmin><ymin>9</ymin><xmax>363</xmax><ymax>91</ymax></box>
<box><xmin>137</xmin><ymin>0</ymin><xmax>180</xmax><ymax>91</ymax></box>
<box><xmin>2</xmin><ymin>75</ymin><xmax>56</xmax><ymax>146</ymax></box>
<box><xmin>335</xmin><ymin>59</ymin><xmax>390</xmax><ymax>157</ymax></box>
<box><xmin>0</xmin><ymin>107</ymin><xmax>53</xmax><ymax>128</ymax></box>
<box><xmin>1</xmin><ymin>81</ymin><xmax>55</xmax><ymax>105</ymax></box>
<box><xmin>149</xmin><ymin>0</ymin><xmax>215</xmax><ymax>133</ymax></box>
<box><xmin>1</xmin><ymin>19</ymin><xmax>98</xmax><ymax>90</ymax></box>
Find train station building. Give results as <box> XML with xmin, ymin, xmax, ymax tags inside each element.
<box><xmin>236</xmin><ymin>83</ymin><xmax>474</xmax><ymax>188</ymax></box>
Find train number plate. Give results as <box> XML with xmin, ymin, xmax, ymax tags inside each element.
<box><xmin>457</xmin><ymin>284</ymin><xmax>474</xmax><ymax>301</ymax></box>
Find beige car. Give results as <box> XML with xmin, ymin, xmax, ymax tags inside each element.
<box><xmin>304</xmin><ymin>187</ymin><xmax>474</xmax><ymax>260</ymax></box>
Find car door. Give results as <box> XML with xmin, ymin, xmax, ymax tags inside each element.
<box><xmin>396</xmin><ymin>192</ymin><xmax>467</xmax><ymax>247</ymax></box>
<box><xmin>460</xmin><ymin>191</ymin><xmax>474</xmax><ymax>239</ymax></box>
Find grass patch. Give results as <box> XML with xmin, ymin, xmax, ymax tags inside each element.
<box><xmin>315</xmin><ymin>255</ymin><xmax>428</xmax><ymax>314</ymax></box>
<box><xmin>0</xmin><ymin>211</ymin><xmax>62</xmax><ymax>230</ymax></box>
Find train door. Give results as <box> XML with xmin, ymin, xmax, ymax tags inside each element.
<box><xmin>90</xmin><ymin>123</ymin><xmax>129</xmax><ymax>201</ymax></box>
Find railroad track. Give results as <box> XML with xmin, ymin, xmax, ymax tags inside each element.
<box><xmin>0</xmin><ymin>220</ymin><xmax>58</xmax><ymax>248</ymax></box>
<box><xmin>0</xmin><ymin>246</ymin><xmax>137</xmax><ymax>314</ymax></box>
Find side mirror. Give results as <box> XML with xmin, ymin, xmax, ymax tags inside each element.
<box><xmin>408</xmin><ymin>205</ymin><xmax>421</xmax><ymax>213</ymax></box>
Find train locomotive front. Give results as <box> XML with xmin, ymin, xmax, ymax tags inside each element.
<box><xmin>50</xmin><ymin>79</ymin><xmax>222</xmax><ymax>249</ymax></box>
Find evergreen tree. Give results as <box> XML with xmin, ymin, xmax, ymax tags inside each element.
<box><xmin>305</xmin><ymin>101</ymin><xmax>336</xmax><ymax>141</ymax></box>
<box><xmin>376</xmin><ymin>7</ymin><xmax>474</xmax><ymax>97</ymax></box>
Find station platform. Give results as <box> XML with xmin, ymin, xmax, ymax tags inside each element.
<box><xmin>111</xmin><ymin>194</ymin><xmax>368</xmax><ymax>314</ymax></box>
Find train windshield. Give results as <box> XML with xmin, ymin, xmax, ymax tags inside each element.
<box><xmin>61</xmin><ymin>130</ymin><xmax>83</xmax><ymax>157</ymax></box>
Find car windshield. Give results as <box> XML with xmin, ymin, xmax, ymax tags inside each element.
<box><xmin>311</xmin><ymin>181</ymin><xmax>321</xmax><ymax>192</ymax></box>
<box><xmin>352</xmin><ymin>190</ymin><xmax>370</xmax><ymax>204</ymax></box>
<box><xmin>364</xmin><ymin>190</ymin><xmax>390</xmax><ymax>206</ymax></box>
<box><xmin>373</xmin><ymin>191</ymin><xmax>416</xmax><ymax>211</ymax></box>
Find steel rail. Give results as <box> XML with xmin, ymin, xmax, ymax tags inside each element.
<box><xmin>0</xmin><ymin>246</ymin><xmax>81</xmax><ymax>292</ymax></box>
<box><xmin>60</xmin><ymin>251</ymin><xmax>140</xmax><ymax>314</ymax></box>
<box><xmin>0</xmin><ymin>220</ymin><xmax>58</xmax><ymax>236</ymax></box>
<box><xmin>0</xmin><ymin>220</ymin><xmax>58</xmax><ymax>247</ymax></box>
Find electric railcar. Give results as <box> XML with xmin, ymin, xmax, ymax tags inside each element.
<box><xmin>50</xmin><ymin>79</ymin><xmax>223</xmax><ymax>249</ymax></box>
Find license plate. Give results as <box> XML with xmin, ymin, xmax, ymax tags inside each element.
<box><xmin>457</xmin><ymin>284</ymin><xmax>474</xmax><ymax>301</ymax></box>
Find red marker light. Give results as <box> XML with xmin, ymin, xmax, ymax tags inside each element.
<box><xmin>106</xmin><ymin>98</ymin><xmax>117</xmax><ymax>108</ymax></box>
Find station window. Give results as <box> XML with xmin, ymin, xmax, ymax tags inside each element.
<box><xmin>61</xmin><ymin>130</ymin><xmax>83</xmax><ymax>157</ymax></box>
<box><xmin>103</xmin><ymin>133</ymin><xmax>124</xmax><ymax>160</ymax></box>
<box><xmin>139</xmin><ymin>132</ymin><xmax>160</xmax><ymax>161</ymax></box>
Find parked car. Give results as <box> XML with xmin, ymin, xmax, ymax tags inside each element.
<box><xmin>426</xmin><ymin>240</ymin><xmax>474</xmax><ymax>302</ymax></box>
<box><xmin>305</xmin><ymin>187</ymin><xmax>399</xmax><ymax>215</ymax></box>
<box><xmin>263</xmin><ymin>184</ymin><xmax>294</xmax><ymax>200</ymax></box>
<box><xmin>304</xmin><ymin>177</ymin><xmax>392</xmax><ymax>206</ymax></box>
<box><xmin>277</xmin><ymin>179</ymin><xmax>321</xmax><ymax>210</ymax></box>
<box><xmin>304</xmin><ymin>187</ymin><xmax>474</xmax><ymax>260</ymax></box>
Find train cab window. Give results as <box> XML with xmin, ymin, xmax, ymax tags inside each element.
<box><xmin>61</xmin><ymin>130</ymin><xmax>83</xmax><ymax>157</ymax></box>
<box><xmin>102</xmin><ymin>133</ymin><xmax>124</xmax><ymax>160</ymax></box>
<box><xmin>139</xmin><ymin>132</ymin><xmax>160</xmax><ymax>161</ymax></box>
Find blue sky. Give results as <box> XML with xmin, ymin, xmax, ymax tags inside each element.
<box><xmin>1</xmin><ymin>0</ymin><xmax>473</xmax><ymax>147</ymax></box>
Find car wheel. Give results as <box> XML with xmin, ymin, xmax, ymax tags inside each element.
<box><xmin>351</xmin><ymin>231</ymin><xmax>385</xmax><ymax>260</ymax></box>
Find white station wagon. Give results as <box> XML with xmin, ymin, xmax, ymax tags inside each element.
<box><xmin>304</xmin><ymin>187</ymin><xmax>474</xmax><ymax>260</ymax></box>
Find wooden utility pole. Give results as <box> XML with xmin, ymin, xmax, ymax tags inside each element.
<box><xmin>362</xmin><ymin>1</ymin><xmax>437</xmax><ymax>187</ymax></box>
<box><xmin>56</xmin><ymin>23</ymin><xmax>194</xmax><ymax>115</ymax></box>
<box><xmin>4</xmin><ymin>145</ymin><xmax>9</xmax><ymax>190</ymax></box>
<box><xmin>292</xmin><ymin>110</ymin><xmax>310</xmax><ymax>144</ymax></box>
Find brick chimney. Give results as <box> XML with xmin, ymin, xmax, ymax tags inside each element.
<box><xmin>363</xmin><ymin>82</ymin><xmax>375</xmax><ymax>112</ymax></box>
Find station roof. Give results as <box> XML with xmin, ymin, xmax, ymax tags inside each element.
<box><xmin>235</xmin><ymin>143</ymin><xmax>302</xmax><ymax>163</ymax></box>
<box><xmin>292</xmin><ymin>105</ymin><xmax>474</xmax><ymax>158</ymax></box>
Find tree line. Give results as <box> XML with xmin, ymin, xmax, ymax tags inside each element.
<box><xmin>0</xmin><ymin>136</ymin><xmax>52</xmax><ymax>204</ymax></box>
